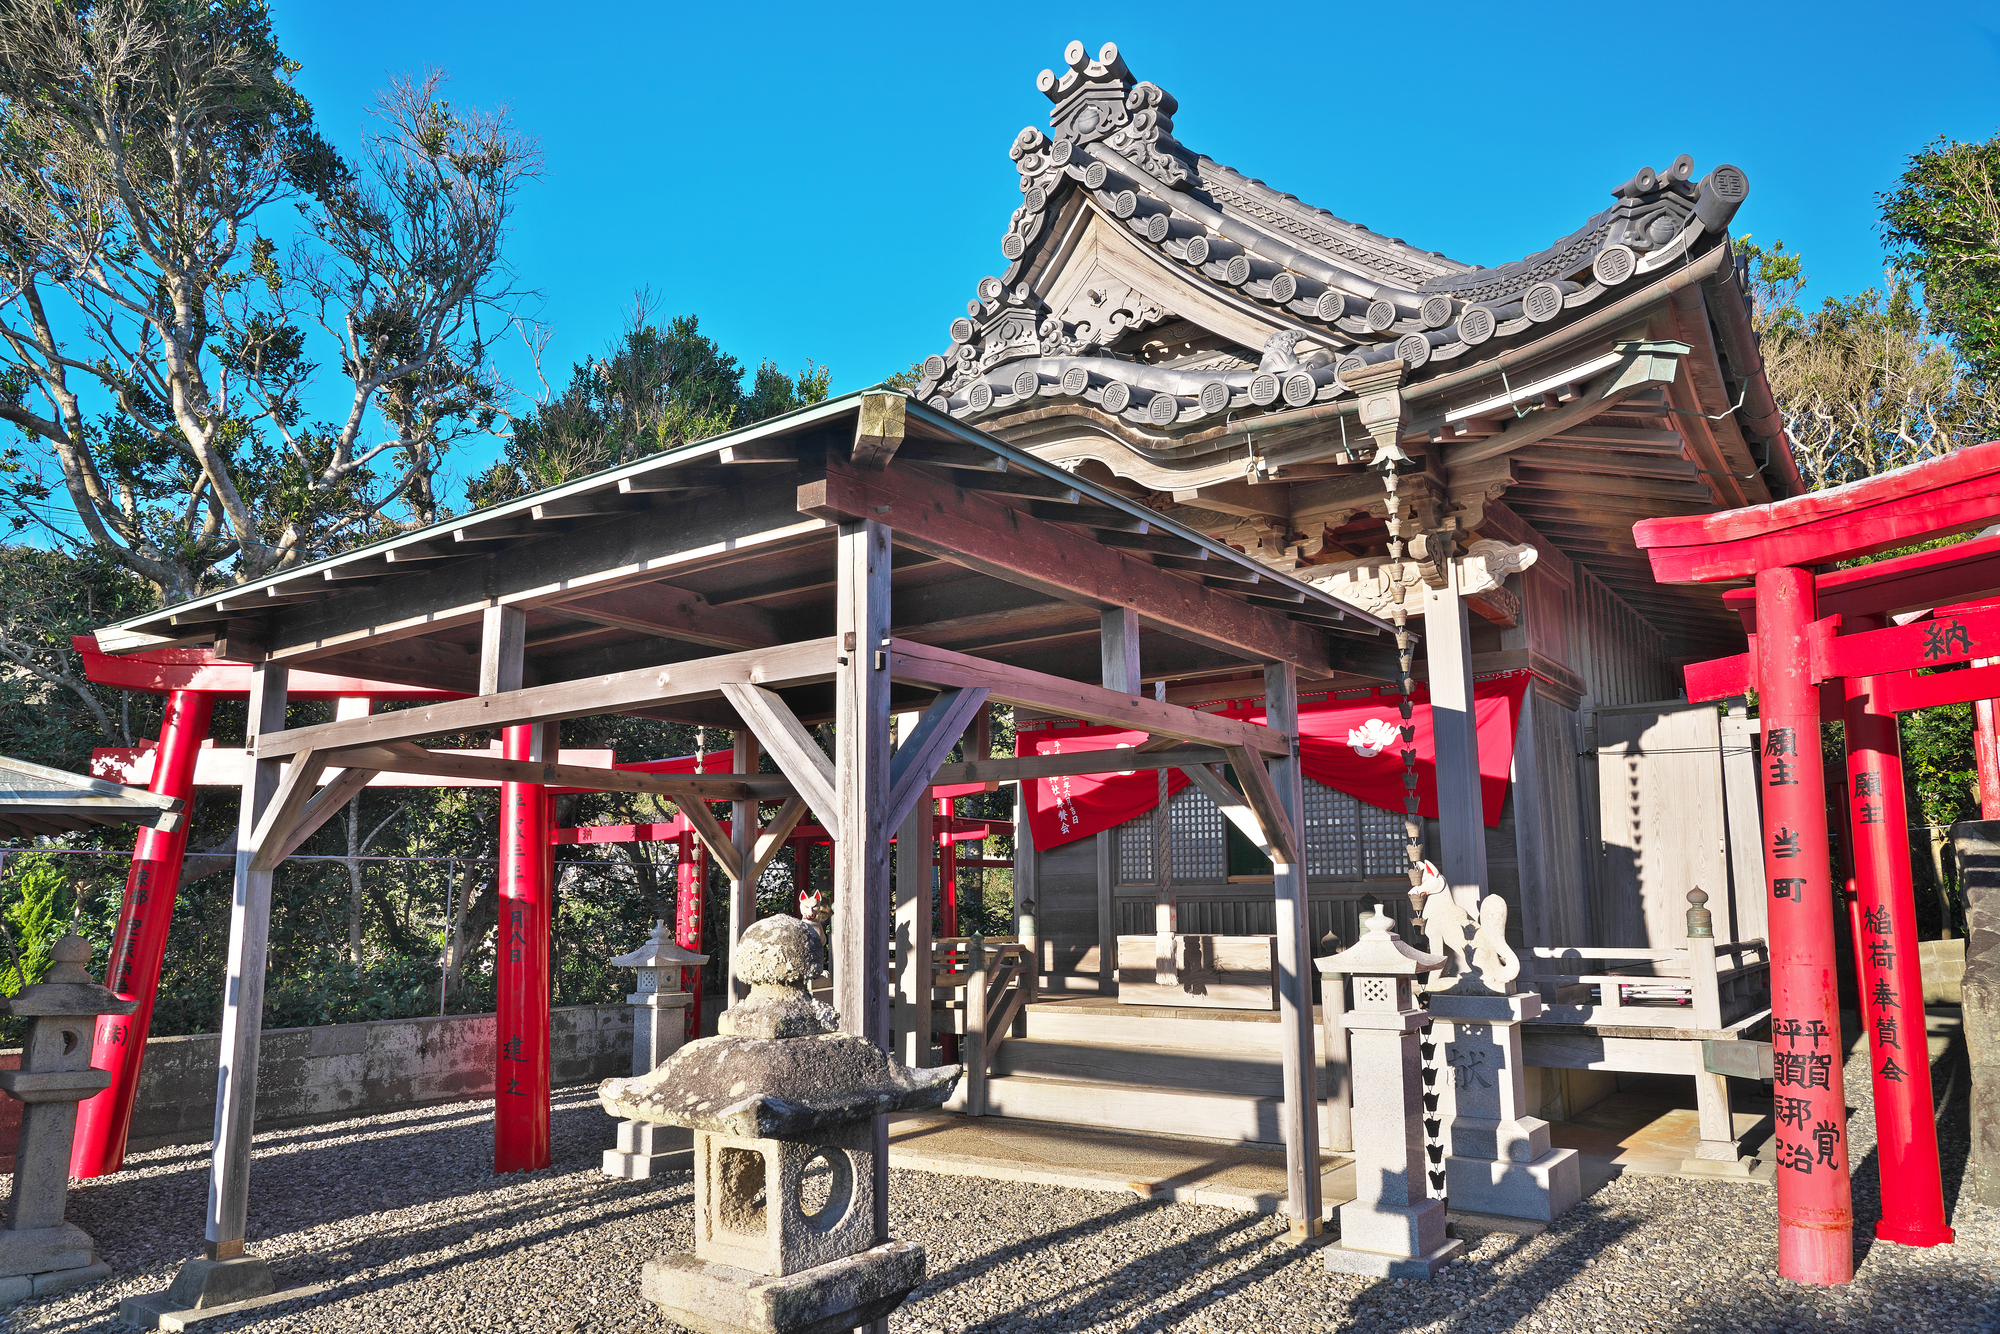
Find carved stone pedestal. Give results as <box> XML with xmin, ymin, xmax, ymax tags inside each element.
<box><xmin>1427</xmin><ymin>992</ymin><xmax>1581</xmax><ymax>1223</ymax></box>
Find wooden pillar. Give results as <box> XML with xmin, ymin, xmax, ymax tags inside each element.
<box><xmin>1014</xmin><ymin>780</ymin><xmax>1039</xmax><ymax>1002</ymax></box>
<box><xmin>1756</xmin><ymin>566</ymin><xmax>1853</xmax><ymax>1284</ymax></box>
<box><xmin>729</xmin><ymin>732</ymin><xmax>760</xmax><ymax>1006</ymax></box>
<box><xmin>1423</xmin><ymin>564</ymin><xmax>1487</xmax><ymax>913</ymax></box>
<box><xmin>207</xmin><ymin>659</ymin><xmax>289</xmax><ymax>1262</ymax></box>
<box><xmin>895</xmin><ymin>795</ymin><xmax>935</xmax><ymax>1068</ymax></box>
<box><xmin>1266</xmin><ymin>661</ymin><xmax>1323</xmax><ymax>1236</ymax></box>
<box><xmin>73</xmin><ymin>686</ymin><xmax>215</xmax><ymax>1178</ymax></box>
<box><xmin>1098</xmin><ymin>607</ymin><xmax>1140</xmax><ymax>991</ymax></box>
<box><xmin>487</xmin><ymin>606</ymin><xmax>551</xmax><ymax>1173</ymax></box>
<box><xmin>833</xmin><ymin>518</ymin><xmax>893</xmax><ymax>1298</ymax></box>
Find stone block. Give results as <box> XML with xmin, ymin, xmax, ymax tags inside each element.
<box><xmin>161</xmin><ymin>1254</ymin><xmax>275</xmax><ymax>1309</ymax></box>
<box><xmin>605</xmin><ymin>1120</ymin><xmax>695</xmax><ymax>1179</ymax></box>
<box><xmin>1952</xmin><ymin>820</ymin><xmax>2000</xmax><ymax>1207</ymax></box>
<box><xmin>119</xmin><ymin>1282</ymin><xmax>329</xmax><ymax>1331</ymax></box>
<box><xmin>1334</xmin><ymin>1198</ymin><xmax>1447</xmax><ymax>1257</ymax></box>
<box><xmin>1447</xmin><ymin>1114</ymin><xmax>1551</xmax><ymax>1163</ymax></box>
<box><xmin>31</xmin><ymin>1259</ymin><xmax>110</xmax><ymax>1296</ymax></box>
<box><xmin>642</xmin><ymin>1238</ymin><xmax>924</xmax><ymax>1334</ymax></box>
<box><xmin>1444</xmin><ymin>1147</ymin><xmax>1581</xmax><ymax>1222</ymax></box>
<box><xmin>0</xmin><ymin>1276</ymin><xmax>30</xmax><ymax>1304</ymax></box>
<box><xmin>1322</xmin><ymin>1237</ymin><xmax>1463</xmax><ymax>1279</ymax></box>
<box><xmin>694</xmin><ymin>1127</ymin><xmax>876</xmax><ymax>1278</ymax></box>
<box><xmin>0</xmin><ymin>1223</ymin><xmax>94</xmax><ymax>1277</ymax></box>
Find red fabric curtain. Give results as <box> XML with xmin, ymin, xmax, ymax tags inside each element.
<box><xmin>1017</xmin><ymin>673</ymin><xmax>1532</xmax><ymax>851</ymax></box>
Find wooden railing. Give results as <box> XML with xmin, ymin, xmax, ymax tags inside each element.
<box><xmin>1525</xmin><ymin>936</ymin><xmax>1770</xmax><ymax>1030</ymax></box>
<box><xmin>932</xmin><ymin>935</ymin><xmax>1034</xmax><ymax>1115</ymax></box>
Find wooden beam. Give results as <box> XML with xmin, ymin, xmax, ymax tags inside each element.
<box><xmin>1224</xmin><ymin>745</ymin><xmax>1301</xmax><ymax>868</ymax></box>
<box><xmin>1445</xmin><ymin>355</ymin><xmax>1683</xmax><ymax>469</ymax></box>
<box><xmin>1169</xmin><ymin>478</ymin><xmax>1288</xmax><ymax>520</ymax></box>
<box><xmin>888</xmin><ymin>638</ymin><xmax>1289</xmax><ymax>755</ymax></box>
<box><xmin>1180</xmin><ymin>762</ymin><xmax>1276</xmax><ymax>856</ymax></box>
<box><xmin>719</xmin><ymin>683</ymin><xmax>842</xmax><ymax>842</ymax></box>
<box><xmin>851</xmin><ymin>391</ymin><xmax>907</xmax><ymax>470</ymax></box>
<box><xmin>256</xmin><ymin>638</ymin><xmax>836</xmax><ymax>759</ymax></box>
<box><xmin>930</xmin><ymin>747</ymin><xmax>1227</xmax><ymax>785</ymax></box>
<box><xmin>321</xmin><ymin>741</ymin><xmax>791</xmax><ymax>801</ymax></box>
<box><xmin>1264</xmin><ymin>658</ymin><xmax>1320</xmax><ymax>1236</ymax></box>
<box><xmin>802</xmin><ymin>456</ymin><xmax>1355</xmax><ymax>678</ymax></box>
<box><xmin>557</xmin><ymin>585</ymin><xmax>785</xmax><ymax>651</ymax></box>
<box><xmin>886</xmin><ymin>686</ymin><xmax>991</xmax><ymax>834</ymax></box>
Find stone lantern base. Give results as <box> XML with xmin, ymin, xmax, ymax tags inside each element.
<box><xmin>642</xmin><ymin>1239</ymin><xmax>924</xmax><ymax>1334</ymax></box>
<box><xmin>0</xmin><ymin>1223</ymin><xmax>110</xmax><ymax>1302</ymax></box>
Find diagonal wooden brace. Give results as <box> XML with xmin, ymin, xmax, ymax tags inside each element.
<box><xmin>679</xmin><ymin>793</ymin><xmax>743</xmax><ymax>882</ymax></box>
<box><xmin>719</xmin><ymin>683</ymin><xmax>841</xmax><ymax>842</ymax></box>
<box><xmin>248</xmin><ymin>750</ymin><xmax>331</xmax><ymax>874</ymax></box>
<box><xmin>747</xmin><ymin>794</ymin><xmax>809</xmax><ymax>886</ymax></box>
<box><xmin>886</xmin><ymin>687</ymin><xmax>991</xmax><ymax>836</ymax></box>
<box><xmin>272</xmin><ymin>766</ymin><xmax>380</xmax><ymax>864</ymax></box>
<box><xmin>1180</xmin><ymin>755</ymin><xmax>1300</xmax><ymax>869</ymax></box>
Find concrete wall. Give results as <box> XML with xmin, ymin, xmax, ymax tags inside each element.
<box><xmin>0</xmin><ymin>1003</ymin><xmax>630</xmax><ymax>1165</ymax></box>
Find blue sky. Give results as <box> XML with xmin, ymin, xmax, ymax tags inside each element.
<box><xmin>269</xmin><ymin>2</ymin><xmax>2000</xmax><ymax>493</ymax></box>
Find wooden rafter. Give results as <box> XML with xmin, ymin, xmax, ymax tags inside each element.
<box><xmin>802</xmin><ymin>456</ymin><xmax>1374</xmax><ymax>679</ymax></box>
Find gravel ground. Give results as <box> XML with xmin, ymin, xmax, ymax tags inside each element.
<box><xmin>0</xmin><ymin>1043</ymin><xmax>1990</xmax><ymax>1334</ymax></box>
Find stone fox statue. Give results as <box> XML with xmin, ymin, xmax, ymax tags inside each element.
<box><xmin>1410</xmin><ymin>861</ymin><xmax>1520</xmax><ymax>994</ymax></box>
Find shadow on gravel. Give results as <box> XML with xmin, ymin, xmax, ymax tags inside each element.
<box><xmin>1661</xmin><ymin>1266</ymin><xmax>1997</xmax><ymax>1333</ymax></box>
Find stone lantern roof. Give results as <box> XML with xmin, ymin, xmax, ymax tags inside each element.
<box><xmin>599</xmin><ymin>917</ymin><xmax>959</xmax><ymax>1140</ymax></box>
<box><xmin>1317</xmin><ymin>905</ymin><xmax>1444</xmax><ymax>978</ymax></box>
<box><xmin>608</xmin><ymin>919</ymin><xmax>708</xmax><ymax>971</ymax></box>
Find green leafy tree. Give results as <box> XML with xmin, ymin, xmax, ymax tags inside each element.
<box><xmin>0</xmin><ymin>1</ymin><xmax>537</xmax><ymax>601</ymax></box>
<box><xmin>1881</xmin><ymin>132</ymin><xmax>2000</xmax><ymax>384</ymax></box>
<box><xmin>1737</xmin><ymin>237</ymin><xmax>2000</xmax><ymax>490</ymax></box>
<box><xmin>470</xmin><ymin>302</ymin><xmax>829</xmax><ymax>503</ymax></box>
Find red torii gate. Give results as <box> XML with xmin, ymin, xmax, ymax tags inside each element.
<box><xmin>1636</xmin><ymin>443</ymin><xmax>2000</xmax><ymax>1283</ymax></box>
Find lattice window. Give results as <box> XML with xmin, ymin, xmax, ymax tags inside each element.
<box><xmin>1117</xmin><ymin>810</ymin><xmax>1155</xmax><ymax>884</ymax></box>
<box><xmin>1168</xmin><ymin>784</ymin><xmax>1226</xmax><ymax>881</ymax></box>
<box><xmin>1359</xmin><ymin>800</ymin><xmax>1405</xmax><ymax>877</ymax></box>
<box><xmin>1303</xmin><ymin>778</ymin><xmax>1357</xmax><ymax>876</ymax></box>
<box><xmin>1302</xmin><ymin>778</ymin><xmax>1406</xmax><ymax>879</ymax></box>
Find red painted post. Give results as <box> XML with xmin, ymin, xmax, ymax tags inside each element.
<box><xmin>494</xmin><ymin>722</ymin><xmax>551</xmax><ymax>1173</ymax></box>
<box><xmin>1843</xmin><ymin>669</ymin><xmax>1954</xmax><ymax>1247</ymax></box>
<box><xmin>938</xmin><ymin>796</ymin><xmax>958</xmax><ymax>939</ymax></box>
<box><xmin>1757</xmin><ymin>565</ymin><xmax>1854</xmax><ymax>1284</ymax></box>
<box><xmin>1975</xmin><ymin>690</ymin><xmax>2000</xmax><ymax>819</ymax></box>
<box><xmin>676</xmin><ymin>833</ymin><xmax>706</xmax><ymax>1042</ymax></box>
<box><xmin>71</xmin><ymin>688</ymin><xmax>214</xmax><ymax>1178</ymax></box>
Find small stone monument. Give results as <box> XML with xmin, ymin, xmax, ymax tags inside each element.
<box><xmin>1315</xmin><ymin>908</ymin><xmax>1463</xmax><ymax>1278</ymax></box>
<box><xmin>603</xmin><ymin>920</ymin><xmax>708</xmax><ymax>1180</ymax></box>
<box><xmin>0</xmin><ymin>934</ymin><xmax>136</xmax><ymax>1300</ymax></box>
<box><xmin>601</xmin><ymin>916</ymin><xmax>961</xmax><ymax>1334</ymax></box>
<box><xmin>1415</xmin><ymin>875</ymin><xmax>1581</xmax><ymax>1226</ymax></box>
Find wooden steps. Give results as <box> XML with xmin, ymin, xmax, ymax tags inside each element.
<box><xmin>939</xmin><ymin>1000</ymin><xmax>1335</xmax><ymax>1147</ymax></box>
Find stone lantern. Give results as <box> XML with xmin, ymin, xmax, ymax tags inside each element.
<box><xmin>1314</xmin><ymin>908</ymin><xmax>1463</xmax><ymax>1278</ymax></box>
<box><xmin>0</xmin><ymin>934</ymin><xmax>137</xmax><ymax>1300</ymax></box>
<box><xmin>601</xmin><ymin>916</ymin><xmax>960</xmax><ymax>1334</ymax></box>
<box><xmin>603</xmin><ymin>920</ymin><xmax>709</xmax><ymax>1180</ymax></box>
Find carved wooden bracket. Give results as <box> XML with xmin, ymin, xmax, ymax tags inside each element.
<box><xmin>1306</xmin><ymin>540</ymin><xmax>1538</xmax><ymax>621</ymax></box>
